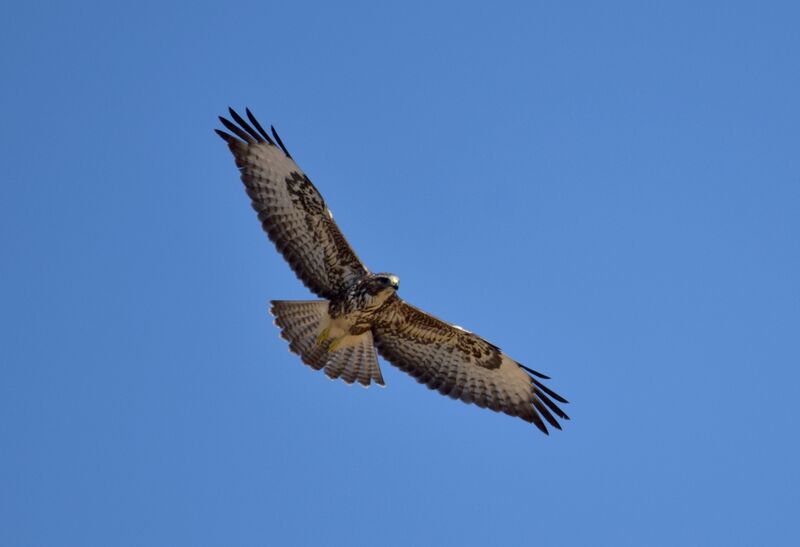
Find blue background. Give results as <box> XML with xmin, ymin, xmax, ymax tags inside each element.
<box><xmin>2</xmin><ymin>2</ymin><xmax>799</xmax><ymax>545</ymax></box>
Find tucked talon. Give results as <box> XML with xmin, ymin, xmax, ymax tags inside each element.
<box><xmin>316</xmin><ymin>326</ymin><xmax>331</xmax><ymax>346</ymax></box>
<box><xmin>328</xmin><ymin>337</ymin><xmax>344</xmax><ymax>352</ymax></box>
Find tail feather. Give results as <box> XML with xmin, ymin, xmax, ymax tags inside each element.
<box><xmin>269</xmin><ymin>300</ymin><xmax>384</xmax><ymax>387</ymax></box>
<box><xmin>324</xmin><ymin>331</ymin><xmax>384</xmax><ymax>387</ymax></box>
<box><xmin>270</xmin><ymin>300</ymin><xmax>329</xmax><ymax>369</ymax></box>
<box><xmin>324</xmin><ymin>344</ymin><xmax>355</xmax><ymax>382</ymax></box>
<box><xmin>301</xmin><ymin>341</ymin><xmax>331</xmax><ymax>371</ymax></box>
<box><xmin>356</xmin><ymin>336</ymin><xmax>383</xmax><ymax>386</ymax></box>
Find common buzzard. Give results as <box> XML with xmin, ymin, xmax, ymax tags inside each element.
<box><xmin>216</xmin><ymin>108</ymin><xmax>569</xmax><ymax>433</ymax></box>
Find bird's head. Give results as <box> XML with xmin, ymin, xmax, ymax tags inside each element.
<box><xmin>366</xmin><ymin>273</ymin><xmax>400</xmax><ymax>296</ymax></box>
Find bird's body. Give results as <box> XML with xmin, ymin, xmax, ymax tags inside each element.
<box><xmin>317</xmin><ymin>274</ymin><xmax>399</xmax><ymax>352</ymax></box>
<box><xmin>216</xmin><ymin>108</ymin><xmax>569</xmax><ymax>433</ymax></box>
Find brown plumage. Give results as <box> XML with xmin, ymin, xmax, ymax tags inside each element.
<box><xmin>217</xmin><ymin>108</ymin><xmax>569</xmax><ymax>433</ymax></box>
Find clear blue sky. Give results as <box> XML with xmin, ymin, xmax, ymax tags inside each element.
<box><xmin>2</xmin><ymin>2</ymin><xmax>799</xmax><ymax>546</ymax></box>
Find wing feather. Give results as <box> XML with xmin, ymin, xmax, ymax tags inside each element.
<box><xmin>217</xmin><ymin>108</ymin><xmax>368</xmax><ymax>298</ymax></box>
<box><xmin>245</xmin><ymin>108</ymin><xmax>275</xmax><ymax>144</ymax></box>
<box><xmin>373</xmin><ymin>297</ymin><xmax>569</xmax><ymax>433</ymax></box>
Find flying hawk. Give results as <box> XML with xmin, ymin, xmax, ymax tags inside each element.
<box><xmin>215</xmin><ymin>108</ymin><xmax>569</xmax><ymax>433</ymax></box>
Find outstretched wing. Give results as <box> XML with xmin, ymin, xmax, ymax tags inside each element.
<box><xmin>373</xmin><ymin>297</ymin><xmax>569</xmax><ymax>433</ymax></box>
<box><xmin>216</xmin><ymin>108</ymin><xmax>368</xmax><ymax>298</ymax></box>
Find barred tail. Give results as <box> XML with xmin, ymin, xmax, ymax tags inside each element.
<box><xmin>269</xmin><ymin>300</ymin><xmax>384</xmax><ymax>387</ymax></box>
<box><xmin>323</xmin><ymin>330</ymin><xmax>384</xmax><ymax>387</ymax></box>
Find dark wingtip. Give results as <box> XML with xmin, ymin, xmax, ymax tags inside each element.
<box><xmin>532</xmin><ymin>397</ymin><xmax>561</xmax><ymax>430</ymax></box>
<box><xmin>528</xmin><ymin>411</ymin><xmax>549</xmax><ymax>435</ymax></box>
<box><xmin>245</xmin><ymin>107</ymin><xmax>275</xmax><ymax>145</ymax></box>
<box><xmin>228</xmin><ymin>107</ymin><xmax>266</xmax><ymax>143</ymax></box>
<box><xmin>218</xmin><ymin>115</ymin><xmax>255</xmax><ymax>143</ymax></box>
<box><xmin>519</xmin><ymin>363</ymin><xmax>550</xmax><ymax>379</ymax></box>
<box><xmin>214</xmin><ymin>128</ymin><xmax>232</xmax><ymax>141</ymax></box>
<box><xmin>533</xmin><ymin>378</ymin><xmax>569</xmax><ymax>404</ymax></box>
<box><xmin>536</xmin><ymin>388</ymin><xmax>570</xmax><ymax>420</ymax></box>
<box><xmin>271</xmin><ymin>125</ymin><xmax>292</xmax><ymax>158</ymax></box>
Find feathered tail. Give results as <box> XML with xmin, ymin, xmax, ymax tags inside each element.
<box><xmin>269</xmin><ymin>300</ymin><xmax>384</xmax><ymax>387</ymax></box>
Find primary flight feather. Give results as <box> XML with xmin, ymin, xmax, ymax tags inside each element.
<box><xmin>216</xmin><ymin>108</ymin><xmax>569</xmax><ymax>433</ymax></box>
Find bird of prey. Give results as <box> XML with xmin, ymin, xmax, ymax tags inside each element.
<box><xmin>215</xmin><ymin>108</ymin><xmax>569</xmax><ymax>433</ymax></box>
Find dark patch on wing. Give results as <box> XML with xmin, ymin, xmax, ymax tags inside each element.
<box><xmin>285</xmin><ymin>172</ymin><xmax>326</xmax><ymax>214</ymax></box>
<box><xmin>372</xmin><ymin>297</ymin><xmax>568</xmax><ymax>433</ymax></box>
<box><xmin>216</xmin><ymin>108</ymin><xmax>369</xmax><ymax>298</ymax></box>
